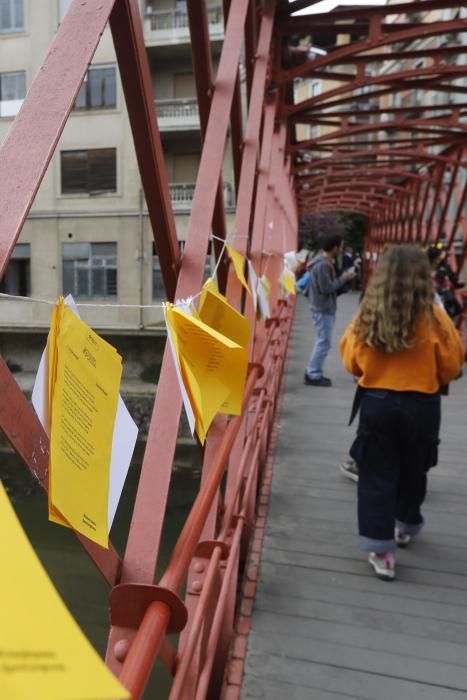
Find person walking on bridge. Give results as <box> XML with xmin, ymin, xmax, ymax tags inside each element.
<box><xmin>340</xmin><ymin>245</ymin><xmax>463</xmax><ymax>581</ymax></box>
<box><xmin>304</xmin><ymin>234</ymin><xmax>356</xmax><ymax>387</ymax></box>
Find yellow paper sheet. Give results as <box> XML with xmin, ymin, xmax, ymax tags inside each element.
<box><xmin>165</xmin><ymin>305</ymin><xmax>248</xmax><ymax>444</ymax></box>
<box><xmin>198</xmin><ymin>284</ymin><xmax>251</xmax><ymax>415</ymax></box>
<box><xmin>47</xmin><ymin>298</ymin><xmax>69</xmax><ymax>527</ymax></box>
<box><xmin>0</xmin><ymin>483</ymin><xmax>129</xmax><ymax>700</ymax></box>
<box><xmin>48</xmin><ymin>306</ymin><xmax>122</xmax><ymax>548</ymax></box>
<box><xmin>282</xmin><ymin>269</ymin><xmax>296</xmax><ymax>296</ymax></box>
<box><xmin>198</xmin><ymin>284</ymin><xmax>251</xmax><ymax>348</ymax></box>
<box><xmin>262</xmin><ymin>275</ymin><xmax>272</xmax><ymax>296</ymax></box>
<box><xmin>201</xmin><ymin>277</ymin><xmax>222</xmax><ymax>297</ymax></box>
<box><xmin>226</xmin><ymin>244</ymin><xmax>250</xmax><ymax>294</ymax></box>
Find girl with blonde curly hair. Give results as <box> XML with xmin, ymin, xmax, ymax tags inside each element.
<box><xmin>340</xmin><ymin>245</ymin><xmax>463</xmax><ymax>581</ymax></box>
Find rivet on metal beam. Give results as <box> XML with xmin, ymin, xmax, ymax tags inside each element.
<box><xmin>191</xmin><ymin>580</ymin><xmax>203</xmax><ymax>594</ymax></box>
<box><xmin>114</xmin><ymin>639</ymin><xmax>131</xmax><ymax>663</ymax></box>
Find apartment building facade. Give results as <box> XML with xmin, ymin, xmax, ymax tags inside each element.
<box><xmin>0</xmin><ymin>0</ymin><xmax>235</xmax><ymax>378</ymax></box>
<box><xmin>378</xmin><ymin>3</ymin><xmax>466</xmax><ymax>260</ymax></box>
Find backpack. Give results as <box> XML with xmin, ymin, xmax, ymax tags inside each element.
<box><xmin>296</xmin><ymin>270</ymin><xmax>311</xmax><ymax>295</ymax></box>
<box><xmin>441</xmin><ymin>289</ymin><xmax>462</xmax><ymax>319</ymax></box>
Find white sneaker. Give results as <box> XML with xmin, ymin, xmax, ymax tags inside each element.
<box><xmin>395</xmin><ymin>529</ymin><xmax>411</xmax><ymax>548</ymax></box>
<box><xmin>339</xmin><ymin>459</ymin><xmax>359</xmax><ymax>483</ymax></box>
<box><xmin>368</xmin><ymin>552</ymin><xmax>395</xmax><ymax>581</ymax></box>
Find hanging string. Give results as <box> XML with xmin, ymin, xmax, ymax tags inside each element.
<box><xmin>0</xmin><ymin>231</ymin><xmax>285</xmax><ymax>310</ymax></box>
<box><xmin>0</xmin><ymin>292</ymin><xmax>56</xmax><ymax>306</ymax></box>
<box><xmin>0</xmin><ymin>234</ymin><xmax>231</xmax><ymax>310</ymax></box>
<box><xmin>0</xmin><ymin>291</ymin><xmax>168</xmax><ymax>309</ymax></box>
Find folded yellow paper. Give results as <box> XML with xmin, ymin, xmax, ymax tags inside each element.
<box><xmin>198</xmin><ymin>280</ymin><xmax>251</xmax><ymax>348</ymax></box>
<box><xmin>281</xmin><ymin>269</ymin><xmax>296</xmax><ymax>296</ymax></box>
<box><xmin>0</xmin><ymin>483</ymin><xmax>129</xmax><ymax>700</ymax></box>
<box><xmin>226</xmin><ymin>244</ymin><xmax>250</xmax><ymax>294</ymax></box>
<box><xmin>47</xmin><ymin>299</ymin><xmax>122</xmax><ymax>548</ymax></box>
<box><xmin>165</xmin><ymin>305</ymin><xmax>248</xmax><ymax>444</ymax></box>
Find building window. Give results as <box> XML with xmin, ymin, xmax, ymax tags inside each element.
<box><xmin>63</xmin><ymin>243</ymin><xmax>117</xmax><ymax>298</ymax></box>
<box><xmin>0</xmin><ymin>243</ymin><xmax>30</xmax><ymax>296</ymax></box>
<box><xmin>203</xmin><ymin>241</ymin><xmax>213</xmax><ymax>281</ymax></box>
<box><xmin>61</xmin><ymin>148</ymin><xmax>117</xmax><ymax>194</ymax></box>
<box><xmin>152</xmin><ymin>241</ymin><xmax>212</xmax><ymax>300</ymax></box>
<box><xmin>0</xmin><ymin>0</ymin><xmax>24</xmax><ymax>33</ymax></box>
<box><xmin>0</xmin><ymin>70</ymin><xmax>25</xmax><ymax>117</ymax></box>
<box><xmin>310</xmin><ymin>81</ymin><xmax>320</xmax><ymax>98</ymax></box>
<box><xmin>74</xmin><ymin>64</ymin><xmax>116</xmax><ymax>110</ymax></box>
<box><xmin>413</xmin><ymin>60</ymin><xmax>424</xmax><ymax>106</ymax></box>
<box><xmin>152</xmin><ymin>245</ymin><xmax>165</xmax><ymax>300</ymax></box>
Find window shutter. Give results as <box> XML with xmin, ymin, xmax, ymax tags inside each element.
<box><xmin>61</xmin><ymin>151</ymin><xmax>89</xmax><ymax>193</ymax></box>
<box><xmin>88</xmin><ymin>149</ymin><xmax>116</xmax><ymax>193</ymax></box>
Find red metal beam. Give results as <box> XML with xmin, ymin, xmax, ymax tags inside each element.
<box><xmin>0</xmin><ymin>0</ymin><xmax>126</xmax><ymax>582</ymax></box>
<box><xmin>279</xmin><ymin>19</ymin><xmax>467</xmax><ymax>85</ymax></box>
<box><xmin>292</xmin><ymin>117</ymin><xmax>467</xmax><ymax>152</ymax></box>
<box><xmin>0</xmin><ymin>0</ymin><xmax>116</xmax><ymax>277</ymax></box>
<box><xmin>106</xmin><ymin>4</ymin><xmax>254</xmax><ymax>684</ymax></box>
<box><xmin>110</xmin><ymin>0</ymin><xmax>180</xmax><ymax>300</ymax></box>
<box><xmin>287</xmin><ymin>65</ymin><xmax>467</xmax><ymax>117</ymax></box>
<box><xmin>0</xmin><ymin>357</ymin><xmax>122</xmax><ymax>585</ymax></box>
<box><xmin>187</xmin><ymin>0</ymin><xmax>229</xmax><ymax>292</ymax></box>
<box><xmin>282</xmin><ymin>0</ymin><xmax>462</xmax><ymax>19</ymax></box>
<box><xmin>293</xmin><ymin>147</ymin><xmax>466</xmax><ymax>175</ymax></box>
<box><xmin>293</xmin><ymin>103</ymin><xmax>467</xmax><ymax>122</ymax></box>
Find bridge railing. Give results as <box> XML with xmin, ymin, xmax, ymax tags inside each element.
<box><xmin>115</xmin><ymin>300</ymin><xmax>294</xmax><ymax>698</ymax></box>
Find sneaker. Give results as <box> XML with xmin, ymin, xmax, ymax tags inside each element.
<box><xmin>339</xmin><ymin>459</ymin><xmax>359</xmax><ymax>483</ymax></box>
<box><xmin>395</xmin><ymin>529</ymin><xmax>411</xmax><ymax>548</ymax></box>
<box><xmin>304</xmin><ymin>374</ymin><xmax>332</xmax><ymax>387</ymax></box>
<box><xmin>368</xmin><ymin>552</ymin><xmax>395</xmax><ymax>581</ymax></box>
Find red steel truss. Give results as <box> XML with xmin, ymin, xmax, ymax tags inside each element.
<box><xmin>280</xmin><ymin>0</ymin><xmax>466</xmax><ymax>273</ymax></box>
<box><xmin>0</xmin><ymin>1</ymin><xmax>466</xmax><ymax>698</ymax></box>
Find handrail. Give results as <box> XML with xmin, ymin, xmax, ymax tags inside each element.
<box><xmin>169</xmin><ymin>182</ymin><xmax>234</xmax><ymax>208</ymax></box>
<box><xmin>118</xmin><ymin>301</ymin><xmax>291</xmax><ymax>697</ymax></box>
<box><xmin>156</xmin><ymin>97</ymin><xmax>199</xmax><ymax>119</ymax></box>
<box><xmin>144</xmin><ymin>6</ymin><xmax>223</xmax><ymax>32</ymax></box>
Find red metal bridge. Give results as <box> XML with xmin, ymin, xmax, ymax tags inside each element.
<box><xmin>0</xmin><ymin>1</ymin><xmax>466</xmax><ymax>698</ymax></box>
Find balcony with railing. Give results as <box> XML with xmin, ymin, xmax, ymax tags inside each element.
<box><xmin>156</xmin><ymin>98</ymin><xmax>200</xmax><ymax>131</ymax></box>
<box><xmin>143</xmin><ymin>5</ymin><xmax>224</xmax><ymax>47</ymax></box>
<box><xmin>169</xmin><ymin>182</ymin><xmax>234</xmax><ymax>211</ymax></box>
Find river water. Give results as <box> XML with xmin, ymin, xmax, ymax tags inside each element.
<box><xmin>1</xmin><ymin>441</ymin><xmax>201</xmax><ymax>698</ymax></box>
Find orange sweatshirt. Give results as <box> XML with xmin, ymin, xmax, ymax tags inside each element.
<box><xmin>340</xmin><ymin>305</ymin><xmax>464</xmax><ymax>393</ymax></box>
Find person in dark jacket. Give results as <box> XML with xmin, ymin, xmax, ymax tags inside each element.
<box><xmin>304</xmin><ymin>234</ymin><xmax>355</xmax><ymax>387</ymax></box>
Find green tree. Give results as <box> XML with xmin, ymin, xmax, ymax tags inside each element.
<box><xmin>299</xmin><ymin>211</ymin><xmax>367</xmax><ymax>253</ymax></box>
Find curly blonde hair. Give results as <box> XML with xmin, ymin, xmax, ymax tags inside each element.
<box><xmin>354</xmin><ymin>245</ymin><xmax>434</xmax><ymax>353</ymax></box>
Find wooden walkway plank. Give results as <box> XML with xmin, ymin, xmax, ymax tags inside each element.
<box><xmin>241</xmin><ymin>293</ymin><xmax>467</xmax><ymax>700</ymax></box>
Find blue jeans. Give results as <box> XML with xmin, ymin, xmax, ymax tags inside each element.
<box><xmin>306</xmin><ymin>311</ymin><xmax>336</xmax><ymax>379</ymax></box>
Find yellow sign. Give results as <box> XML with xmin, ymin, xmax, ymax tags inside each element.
<box><xmin>165</xmin><ymin>305</ymin><xmax>248</xmax><ymax>444</ymax></box>
<box><xmin>226</xmin><ymin>244</ymin><xmax>250</xmax><ymax>294</ymax></box>
<box><xmin>0</xmin><ymin>483</ymin><xmax>129</xmax><ymax>700</ymax></box>
<box><xmin>48</xmin><ymin>299</ymin><xmax>122</xmax><ymax>548</ymax></box>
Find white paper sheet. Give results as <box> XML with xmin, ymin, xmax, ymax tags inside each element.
<box><xmin>175</xmin><ymin>297</ymin><xmax>194</xmax><ymax>317</ymax></box>
<box><xmin>247</xmin><ymin>261</ymin><xmax>258</xmax><ymax>313</ymax></box>
<box><xmin>163</xmin><ymin>305</ymin><xmax>196</xmax><ymax>436</ymax></box>
<box><xmin>284</xmin><ymin>250</ymin><xmax>298</xmax><ymax>271</ymax></box>
<box><xmin>257</xmin><ymin>275</ymin><xmax>271</xmax><ymax>320</ymax></box>
<box><xmin>31</xmin><ymin>295</ymin><xmax>138</xmax><ymax>530</ymax></box>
